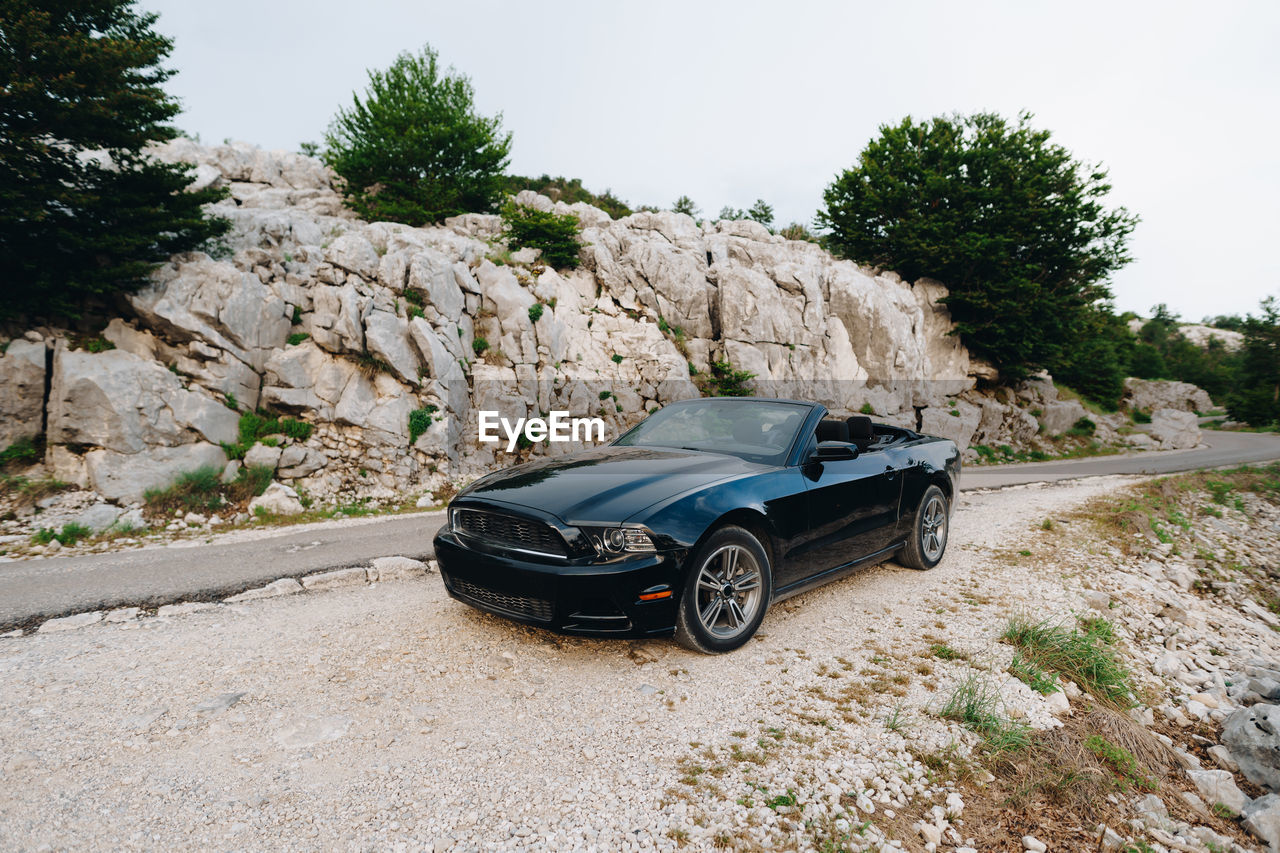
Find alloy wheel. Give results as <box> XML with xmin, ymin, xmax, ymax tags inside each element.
<box><xmin>694</xmin><ymin>544</ymin><xmax>763</xmax><ymax>640</ymax></box>
<box><xmin>921</xmin><ymin>495</ymin><xmax>948</xmax><ymax>562</ymax></box>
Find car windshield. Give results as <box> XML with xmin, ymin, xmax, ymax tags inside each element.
<box><xmin>613</xmin><ymin>399</ymin><xmax>809</xmax><ymax>465</ymax></box>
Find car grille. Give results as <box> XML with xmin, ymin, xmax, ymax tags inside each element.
<box><xmin>451</xmin><ymin>578</ymin><xmax>554</xmax><ymax>622</ymax></box>
<box><xmin>454</xmin><ymin>508</ymin><xmax>567</xmax><ymax>557</ymax></box>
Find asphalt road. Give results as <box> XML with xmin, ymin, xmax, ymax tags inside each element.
<box><xmin>2</xmin><ymin>428</ymin><xmax>1277</xmax><ymax>631</ymax></box>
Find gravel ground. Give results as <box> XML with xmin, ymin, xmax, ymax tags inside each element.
<box><xmin>0</xmin><ymin>475</ymin><xmax>1264</xmax><ymax>852</ymax></box>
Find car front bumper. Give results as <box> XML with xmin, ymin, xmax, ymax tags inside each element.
<box><xmin>433</xmin><ymin>530</ymin><xmax>686</xmax><ymax>638</ymax></box>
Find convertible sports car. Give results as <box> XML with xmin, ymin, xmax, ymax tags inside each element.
<box><xmin>434</xmin><ymin>397</ymin><xmax>961</xmax><ymax>653</ymax></box>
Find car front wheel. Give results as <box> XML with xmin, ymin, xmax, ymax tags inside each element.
<box><xmin>898</xmin><ymin>484</ymin><xmax>950</xmax><ymax>570</ymax></box>
<box><xmin>674</xmin><ymin>525</ymin><xmax>772</xmax><ymax>654</ymax></box>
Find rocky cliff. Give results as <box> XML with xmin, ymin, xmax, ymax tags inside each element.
<box><xmin>0</xmin><ymin>141</ymin><xmax>1207</xmax><ymax>514</ymax></box>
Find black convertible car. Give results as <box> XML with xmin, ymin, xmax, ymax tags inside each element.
<box><xmin>434</xmin><ymin>397</ymin><xmax>960</xmax><ymax>653</ymax></box>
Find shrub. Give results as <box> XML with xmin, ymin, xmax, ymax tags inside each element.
<box><xmin>1067</xmin><ymin>417</ymin><xmax>1097</xmax><ymax>437</ymax></box>
<box><xmin>0</xmin><ymin>0</ymin><xmax>230</xmax><ymax>320</ymax></box>
<box><xmin>859</xmin><ymin>402</ymin><xmax>875</xmax><ymax>415</ymax></box>
<box><xmin>31</xmin><ymin>522</ymin><xmax>92</xmax><ymax>547</ymax></box>
<box><xmin>323</xmin><ymin>45</ymin><xmax>511</xmax><ymax>225</ymax></box>
<box><xmin>528</xmin><ymin>303</ymin><xmax>544</xmax><ymax>323</ymax></box>
<box><xmin>500</xmin><ymin>202</ymin><xmax>582</xmax><ymax>269</ymax></box>
<box><xmin>0</xmin><ymin>437</ymin><xmax>40</xmax><ymax>467</ymax></box>
<box><xmin>408</xmin><ymin>405</ymin><xmax>439</xmax><ymax>444</ymax></box>
<box><xmin>144</xmin><ymin>466</ymin><xmax>224</xmax><ymax>513</ymax></box>
<box><xmin>611</xmin><ymin>353</ymin><xmax>624</xmax><ymax>364</ymax></box>
<box><xmin>286</xmin><ymin>332</ymin><xmax>309</xmax><ymax>346</ymax></box>
<box><xmin>1132</xmin><ymin>408</ymin><xmax>1152</xmax><ymax>424</ymax></box>
<box><xmin>671</xmin><ymin>195</ymin><xmax>699</xmax><ymax>217</ymax></box>
<box><xmin>222</xmin><ymin>411</ymin><xmax>312</xmax><ymax>459</ymax></box>
<box><xmin>225</xmin><ymin>465</ymin><xmax>273</xmax><ymax>502</ymax></box>
<box><xmin>472</xmin><ymin>337</ymin><xmax>490</xmax><ymax>355</ymax></box>
<box><xmin>501</xmin><ymin>174</ymin><xmax>632</xmax><ymax>219</ymax></box>
<box><xmin>706</xmin><ymin>361</ymin><xmax>755</xmax><ymax>397</ymax></box>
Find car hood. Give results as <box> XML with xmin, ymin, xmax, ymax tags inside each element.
<box><xmin>458</xmin><ymin>445</ymin><xmax>766</xmax><ymax>524</ymax></box>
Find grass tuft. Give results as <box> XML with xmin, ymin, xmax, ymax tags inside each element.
<box><xmin>1001</xmin><ymin>615</ymin><xmax>1133</xmax><ymax>707</ymax></box>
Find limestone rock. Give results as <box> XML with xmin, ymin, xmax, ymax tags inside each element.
<box><xmin>1039</xmin><ymin>399</ymin><xmax>1088</xmax><ymax>435</ymax></box>
<box><xmin>1124</xmin><ymin>377</ymin><xmax>1215</xmax><ymax>414</ymax></box>
<box><xmin>1242</xmin><ymin>794</ymin><xmax>1280</xmax><ymax>851</ymax></box>
<box><xmin>1147</xmin><ymin>409</ymin><xmax>1201</xmax><ymax>449</ymax></box>
<box><xmin>1223</xmin><ymin>704</ymin><xmax>1280</xmax><ymax>793</ymax></box>
<box><xmin>1186</xmin><ymin>768</ymin><xmax>1248</xmax><ymax>815</ymax></box>
<box><xmin>84</xmin><ymin>443</ymin><xmax>228</xmax><ymax>503</ymax></box>
<box><xmin>248</xmin><ymin>482</ymin><xmax>305</xmax><ymax>516</ymax></box>
<box><xmin>325</xmin><ymin>232</ymin><xmax>380</xmax><ymax>280</ymax></box>
<box><xmin>48</xmin><ymin>345</ymin><xmax>238</xmax><ymax>453</ymax></box>
<box><xmin>0</xmin><ymin>338</ymin><xmax>47</xmax><ymax>447</ymax></box>
<box><xmin>243</xmin><ymin>443</ymin><xmax>283</xmax><ymax>470</ymax></box>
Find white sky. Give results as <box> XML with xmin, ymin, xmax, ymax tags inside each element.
<box><xmin>143</xmin><ymin>0</ymin><xmax>1280</xmax><ymax>321</ymax></box>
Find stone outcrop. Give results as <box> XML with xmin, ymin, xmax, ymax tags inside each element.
<box><xmin>0</xmin><ymin>141</ymin><xmax>1215</xmax><ymax>510</ymax></box>
<box><xmin>1147</xmin><ymin>410</ymin><xmax>1202</xmax><ymax>450</ymax></box>
<box><xmin>0</xmin><ymin>337</ymin><xmax>47</xmax><ymax>447</ymax></box>
<box><xmin>1223</xmin><ymin>704</ymin><xmax>1280</xmax><ymax>793</ymax></box>
<box><xmin>1124</xmin><ymin>378</ymin><xmax>1215</xmax><ymax>415</ymax></box>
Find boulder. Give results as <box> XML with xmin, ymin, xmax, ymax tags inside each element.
<box><xmin>919</xmin><ymin>400</ymin><xmax>983</xmax><ymax>448</ymax></box>
<box><xmin>363</xmin><ymin>310</ymin><xmax>420</xmax><ymax>384</ymax></box>
<box><xmin>1242</xmin><ymin>794</ymin><xmax>1280</xmax><ymax>851</ymax></box>
<box><xmin>74</xmin><ymin>503</ymin><xmax>122</xmax><ymax>534</ymax></box>
<box><xmin>0</xmin><ymin>338</ymin><xmax>47</xmax><ymax>448</ymax></box>
<box><xmin>84</xmin><ymin>443</ymin><xmax>228</xmax><ymax>503</ymax></box>
<box><xmin>277</xmin><ymin>445</ymin><xmax>327</xmax><ymax>478</ymax></box>
<box><xmin>1223</xmin><ymin>704</ymin><xmax>1280</xmax><ymax>793</ymax></box>
<box><xmin>1039</xmin><ymin>399</ymin><xmax>1088</xmax><ymax>435</ymax></box>
<box><xmin>325</xmin><ymin>232</ymin><xmax>380</xmax><ymax>280</ymax></box>
<box><xmin>243</xmin><ymin>443</ymin><xmax>283</xmax><ymax>470</ymax></box>
<box><xmin>248</xmin><ymin>482</ymin><xmax>305</xmax><ymax>516</ymax></box>
<box><xmin>1147</xmin><ymin>409</ymin><xmax>1201</xmax><ymax>449</ymax></box>
<box><xmin>1123</xmin><ymin>377</ymin><xmax>1214</xmax><ymax>414</ymax></box>
<box><xmin>47</xmin><ymin>346</ymin><xmax>239</xmax><ymax>453</ymax></box>
<box><xmin>1186</xmin><ymin>768</ymin><xmax>1248</xmax><ymax>816</ymax></box>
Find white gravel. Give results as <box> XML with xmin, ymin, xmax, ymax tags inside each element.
<box><xmin>0</xmin><ymin>475</ymin><xmax>1264</xmax><ymax>851</ymax></box>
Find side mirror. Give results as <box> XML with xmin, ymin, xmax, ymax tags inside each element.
<box><xmin>813</xmin><ymin>441</ymin><xmax>858</xmax><ymax>461</ymax></box>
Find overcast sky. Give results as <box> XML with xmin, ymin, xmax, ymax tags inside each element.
<box><xmin>142</xmin><ymin>0</ymin><xmax>1279</xmax><ymax>321</ymax></box>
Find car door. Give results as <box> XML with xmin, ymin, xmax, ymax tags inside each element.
<box><xmin>784</xmin><ymin>446</ymin><xmax>904</xmax><ymax>585</ymax></box>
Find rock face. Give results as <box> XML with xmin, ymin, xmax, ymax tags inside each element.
<box><xmin>1223</xmin><ymin>704</ymin><xmax>1280</xmax><ymax>793</ymax></box>
<box><xmin>1146</xmin><ymin>409</ymin><xmax>1202</xmax><ymax>450</ymax></box>
<box><xmin>1124</xmin><ymin>378</ymin><xmax>1215</xmax><ymax>414</ymax></box>
<box><xmin>0</xmin><ymin>140</ymin><xmax>1153</xmax><ymax>505</ymax></box>
<box><xmin>0</xmin><ymin>339</ymin><xmax>48</xmax><ymax>447</ymax></box>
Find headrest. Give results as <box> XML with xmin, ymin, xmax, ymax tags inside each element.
<box><xmin>732</xmin><ymin>419</ymin><xmax>763</xmax><ymax>445</ymax></box>
<box><xmin>815</xmin><ymin>419</ymin><xmax>850</xmax><ymax>443</ymax></box>
<box><xmin>847</xmin><ymin>415</ymin><xmax>873</xmax><ymax>445</ymax></box>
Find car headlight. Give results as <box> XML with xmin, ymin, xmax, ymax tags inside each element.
<box><xmin>587</xmin><ymin>526</ymin><xmax>656</xmax><ymax>554</ymax></box>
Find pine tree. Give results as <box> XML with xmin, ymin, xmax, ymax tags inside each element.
<box><xmin>0</xmin><ymin>0</ymin><xmax>229</xmax><ymax>320</ymax></box>
<box><xmin>324</xmin><ymin>45</ymin><xmax>512</xmax><ymax>226</ymax></box>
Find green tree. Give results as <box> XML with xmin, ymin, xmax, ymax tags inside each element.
<box><xmin>324</xmin><ymin>45</ymin><xmax>512</xmax><ymax>225</ymax></box>
<box><xmin>500</xmin><ymin>201</ymin><xmax>581</xmax><ymax>269</ymax></box>
<box><xmin>817</xmin><ymin>112</ymin><xmax>1138</xmax><ymax>381</ymax></box>
<box><xmin>1225</xmin><ymin>297</ymin><xmax>1280</xmax><ymax>427</ymax></box>
<box><xmin>717</xmin><ymin>205</ymin><xmax>745</xmax><ymax>221</ymax></box>
<box><xmin>746</xmin><ymin>199</ymin><xmax>774</xmax><ymax>229</ymax></box>
<box><xmin>1048</xmin><ymin>305</ymin><xmax>1135</xmax><ymax>408</ymax></box>
<box><xmin>0</xmin><ymin>0</ymin><xmax>229</xmax><ymax>320</ymax></box>
<box><xmin>671</xmin><ymin>195</ymin><xmax>699</xmax><ymax>218</ymax></box>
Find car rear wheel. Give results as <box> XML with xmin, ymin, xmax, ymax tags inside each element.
<box><xmin>674</xmin><ymin>525</ymin><xmax>772</xmax><ymax>654</ymax></box>
<box><xmin>898</xmin><ymin>484</ymin><xmax>950</xmax><ymax>570</ymax></box>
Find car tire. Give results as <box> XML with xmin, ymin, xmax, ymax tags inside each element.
<box><xmin>898</xmin><ymin>484</ymin><xmax>950</xmax><ymax>570</ymax></box>
<box><xmin>674</xmin><ymin>525</ymin><xmax>773</xmax><ymax>654</ymax></box>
